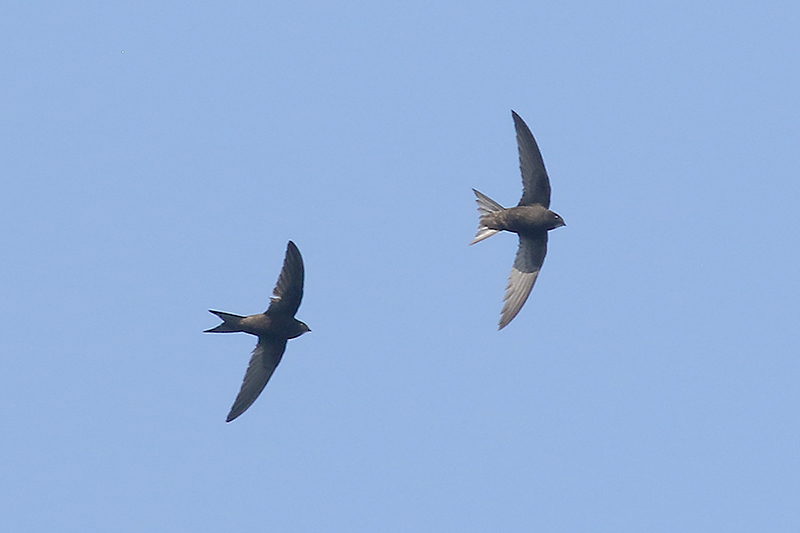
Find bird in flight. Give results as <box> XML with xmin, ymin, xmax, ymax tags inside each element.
<box><xmin>471</xmin><ymin>110</ymin><xmax>566</xmax><ymax>329</ymax></box>
<box><xmin>205</xmin><ymin>241</ymin><xmax>311</xmax><ymax>421</ymax></box>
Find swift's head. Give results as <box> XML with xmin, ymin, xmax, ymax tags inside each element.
<box><xmin>289</xmin><ymin>319</ymin><xmax>311</xmax><ymax>339</ymax></box>
<box><xmin>547</xmin><ymin>210</ymin><xmax>566</xmax><ymax>230</ymax></box>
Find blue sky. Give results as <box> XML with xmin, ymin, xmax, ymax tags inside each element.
<box><xmin>2</xmin><ymin>1</ymin><xmax>799</xmax><ymax>531</ymax></box>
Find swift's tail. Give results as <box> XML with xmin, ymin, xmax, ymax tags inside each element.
<box><xmin>204</xmin><ymin>310</ymin><xmax>246</xmax><ymax>333</ymax></box>
<box><xmin>470</xmin><ymin>189</ymin><xmax>503</xmax><ymax>245</ymax></box>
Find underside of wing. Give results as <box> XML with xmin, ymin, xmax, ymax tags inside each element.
<box><xmin>512</xmin><ymin>110</ymin><xmax>552</xmax><ymax>208</ymax></box>
<box><xmin>226</xmin><ymin>338</ymin><xmax>288</xmax><ymax>422</ymax></box>
<box><xmin>499</xmin><ymin>233</ymin><xmax>548</xmax><ymax>329</ymax></box>
<box><xmin>266</xmin><ymin>241</ymin><xmax>304</xmax><ymax>317</ymax></box>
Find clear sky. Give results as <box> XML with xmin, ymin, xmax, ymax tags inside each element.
<box><xmin>2</xmin><ymin>1</ymin><xmax>799</xmax><ymax>531</ymax></box>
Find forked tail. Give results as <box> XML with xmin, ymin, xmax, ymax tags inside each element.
<box><xmin>470</xmin><ymin>189</ymin><xmax>503</xmax><ymax>245</ymax></box>
<box><xmin>204</xmin><ymin>310</ymin><xmax>245</xmax><ymax>333</ymax></box>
